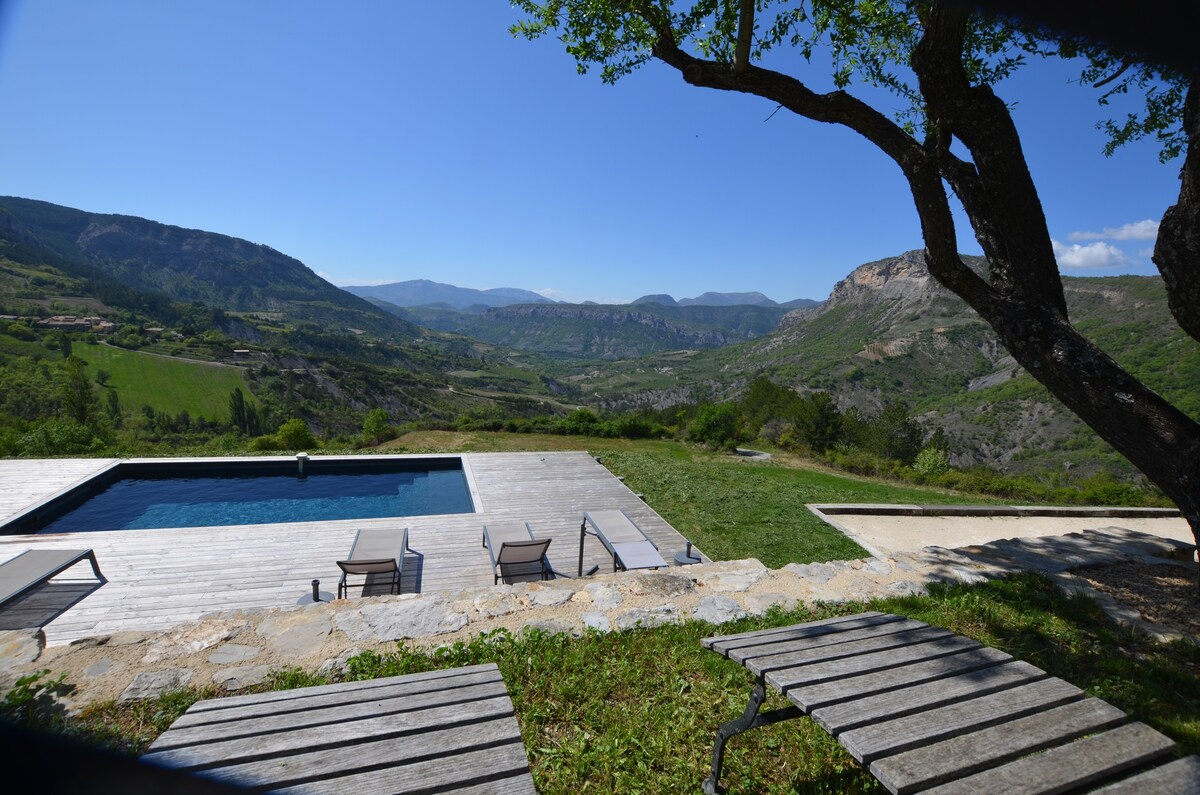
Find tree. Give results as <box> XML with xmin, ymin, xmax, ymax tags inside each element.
<box><xmin>362</xmin><ymin>407</ymin><xmax>396</xmax><ymax>446</ymax></box>
<box><xmin>229</xmin><ymin>387</ymin><xmax>248</xmax><ymax>435</ymax></box>
<box><xmin>512</xmin><ymin>1</ymin><xmax>1200</xmax><ymax>580</ymax></box>
<box><xmin>689</xmin><ymin>402</ymin><xmax>742</xmax><ymax>449</ymax></box>
<box><xmin>60</xmin><ymin>356</ymin><xmax>96</xmax><ymax>425</ymax></box>
<box><xmin>275</xmin><ymin>418</ymin><xmax>317</xmax><ymax>451</ymax></box>
<box><xmin>793</xmin><ymin>392</ymin><xmax>843</xmax><ymax>453</ymax></box>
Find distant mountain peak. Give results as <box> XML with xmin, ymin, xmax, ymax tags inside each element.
<box><xmin>678</xmin><ymin>291</ymin><xmax>778</xmax><ymax>307</ymax></box>
<box><xmin>344</xmin><ymin>280</ymin><xmax>554</xmax><ymax>310</ymax></box>
<box><xmin>632</xmin><ymin>294</ymin><xmax>678</xmax><ymax>306</ymax></box>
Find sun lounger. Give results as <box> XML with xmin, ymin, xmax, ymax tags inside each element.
<box><xmin>483</xmin><ymin>522</ymin><xmax>552</xmax><ymax>584</ymax></box>
<box><xmin>336</xmin><ymin>527</ymin><xmax>409</xmax><ymax>599</ymax></box>
<box><xmin>579</xmin><ymin>509</ymin><xmax>667</xmax><ymax>575</ymax></box>
<box><xmin>0</xmin><ymin>548</ymin><xmax>105</xmax><ymax>609</ymax></box>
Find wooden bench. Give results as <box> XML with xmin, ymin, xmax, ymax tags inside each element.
<box><xmin>701</xmin><ymin>611</ymin><xmax>1200</xmax><ymax>794</ymax></box>
<box><xmin>0</xmin><ymin>548</ymin><xmax>104</xmax><ymax>609</ymax></box>
<box><xmin>143</xmin><ymin>662</ymin><xmax>537</xmax><ymax>794</ymax></box>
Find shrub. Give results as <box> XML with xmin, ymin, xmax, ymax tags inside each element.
<box><xmin>275</xmin><ymin>419</ymin><xmax>318</xmax><ymax>450</ymax></box>
<box><xmin>688</xmin><ymin>403</ymin><xmax>742</xmax><ymax>449</ymax></box>
<box><xmin>912</xmin><ymin>446</ymin><xmax>952</xmax><ymax>476</ymax></box>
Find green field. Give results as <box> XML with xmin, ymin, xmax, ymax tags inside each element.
<box><xmin>390</xmin><ymin>431</ymin><xmax>1001</xmax><ymax>567</ymax></box>
<box><xmin>77</xmin><ymin>343</ymin><xmax>254</xmax><ymax>420</ymax></box>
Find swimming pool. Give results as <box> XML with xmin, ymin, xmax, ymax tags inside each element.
<box><xmin>6</xmin><ymin>456</ymin><xmax>476</xmax><ymax>535</ymax></box>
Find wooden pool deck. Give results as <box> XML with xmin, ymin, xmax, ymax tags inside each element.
<box><xmin>0</xmin><ymin>452</ymin><xmax>697</xmax><ymax>646</ymax></box>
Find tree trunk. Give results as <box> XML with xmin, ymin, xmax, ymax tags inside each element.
<box><xmin>1153</xmin><ymin>78</ymin><xmax>1200</xmax><ymax>344</ymax></box>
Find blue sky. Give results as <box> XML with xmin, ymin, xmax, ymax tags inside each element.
<box><xmin>0</xmin><ymin>1</ymin><xmax>1181</xmax><ymax>304</ymax></box>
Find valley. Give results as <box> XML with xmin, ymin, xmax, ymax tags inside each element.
<box><xmin>2</xmin><ymin>196</ymin><xmax>1196</xmax><ymax>496</ymax></box>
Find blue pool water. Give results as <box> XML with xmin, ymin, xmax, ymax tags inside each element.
<box><xmin>37</xmin><ymin>466</ymin><xmax>474</xmax><ymax>534</ymax></box>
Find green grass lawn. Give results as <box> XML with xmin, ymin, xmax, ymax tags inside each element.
<box><xmin>392</xmin><ymin>430</ymin><xmax>999</xmax><ymax>568</ymax></box>
<box><xmin>76</xmin><ymin>343</ymin><xmax>254</xmax><ymax>420</ymax></box>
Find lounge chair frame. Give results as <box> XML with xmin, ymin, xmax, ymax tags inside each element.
<box><xmin>0</xmin><ymin>548</ymin><xmax>105</xmax><ymax>609</ymax></box>
<box><xmin>578</xmin><ymin>508</ymin><xmax>667</xmax><ymax>575</ymax></box>
<box><xmin>336</xmin><ymin>527</ymin><xmax>409</xmax><ymax>599</ymax></box>
<box><xmin>483</xmin><ymin>522</ymin><xmax>552</xmax><ymax>585</ymax></box>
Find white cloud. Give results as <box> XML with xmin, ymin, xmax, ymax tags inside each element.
<box><xmin>1052</xmin><ymin>240</ymin><xmax>1132</xmax><ymax>270</ymax></box>
<box><xmin>1108</xmin><ymin>219</ymin><xmax>1160</xmax><ymax>240</ymax></box>
<box><xmin>1067</xmin><ymin>219</ymin><xmax>1159</xmax><ymax>242</ymax></box>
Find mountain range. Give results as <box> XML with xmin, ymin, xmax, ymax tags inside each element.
<box><xmin>3</xmin><ymin>195</ymin><xmax>1196</xmax><ymax>480</ymax></box>
<box><xmin>346</xmin><ymin>279</ymin><xmax>814</xmax><ymax>312</ymax></box>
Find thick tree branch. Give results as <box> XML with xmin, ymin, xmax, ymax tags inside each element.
<box><xmin>913</xmin><ymin>2</ymin><xmax>1067</xmax><ymax>315</ymax></box>
<box><xmin>649</xmin><ymin>32</ymin><xmax>994</xmax><ymax>308</ymax></box>
<box><xmin>1153</xmin><ymin>77</ymin><xmax>1200</xmax><ymax>342</ymax></box>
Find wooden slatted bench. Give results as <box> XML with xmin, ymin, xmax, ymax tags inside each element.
<box><xmin>143</xmin><ymin>662</ymin><xmax>537</xmax><ymax>794</ymax></box>
<box><xmin>701</xmin><ymin>611</ymin><xmax>1200</xmax><ymax>794</ymax></box>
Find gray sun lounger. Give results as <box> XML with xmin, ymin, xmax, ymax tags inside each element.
<box><xmin>579</xmin><ymin>509</ymin><xmax>668</xmax><ymax>575</ymax></box>
<box><xmin>336</xmin><ymin>527</ymin><xmax>409</xmax><ymax>599</ymax></box>
<box><xmin>0</xmin><ymin>548</ymin><xmax>105</xmax><ymax>609</ymax></box>
<box><xmin>483</xmin><ymin>522</ymin><xmax>552</xmax><ymax>584</ymax></box>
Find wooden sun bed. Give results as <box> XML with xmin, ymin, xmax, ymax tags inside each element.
<box><xmin>701</xmin><ymin>611</ymin><xmax>1199</xmax><ymax>794</ymax></box>
<box><xmin>143</xmin><ymin>662</ymin><xmax>537</xmax><ymax>794</ymax></box>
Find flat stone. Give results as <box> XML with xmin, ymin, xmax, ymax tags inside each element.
<box><xmin>742</xmin><ymin>593</ymin><xmax>796</xmax><ymax>615</ymax></box>
<box><xmin>861</xmin><ymin>557</ymin><xmax>893</xmax><ymax>575</ymax></box>
<box><xmin>142</xmin><ymin>620</ymin><xmax>246</xmax><ymax>664</ymax></box>
<box><xmin>83</xmin><ymin>659</ymin><xmax>126</xmax><ymax>679</ymax></box>
<box><xmin>693</xmin><ymin>595</ymin><xmax>745</xmax><ymax>625</ymax></box>
<box><xmin>214</xmin><ymin>664</ymin><xmax>272</xmax><ymax>691</ymax></box>
<box><xmin>613</xmin><ymin>605</ymin><xmax>679</xmax><ymax>631</ymax></box>
<box><xmin>584</xmin><ymin>583</ymin><xmax>623</xmax><ymax>609</ymax></box>
<box><xmin>120</xmin><ymin>668</ymin><xmax>193</xmax><ymax>703</ymax></box>
<box><xmin>474</xmin><ymin>592</ymin><xmax>520</xmax><ymax>618</ymax></box>
<box><xmin>522</xmin><ymin>619</ymin><xmax>576</xmax><ymax>636</ymax></box>
<box><xmin>625</xmin><ymin>572</ymin><xmax>696</xmax><ymax>598</ymax></box>
<box><xmin>526</xmin><ymin>588</ymin><xmax>573</xmax><ymax>608</ymax></box>
<box><xmin>0</xmin><ymin>629</ymin><xmax>44</xmax><ymax>679</ymax></box>
<box><xmin>887</xmin><ymin>580</ymin><xmax>926</xmax><ymax>596</ymax></box>
<box><xmin>582</xmin><ymin>612</ymin><xmax>610</xmax><ymax>632</ymax></box>
<box><xmin>256</xmin><ymin>613</ymin><xmax>332</xmax><ymax>656</ymax></box>
<box><xmin>807</xmin><ymin>587</ymin><xmax>850</xmax><ymax>604</ymax></box>
<box><xmin>784</xmin><ymin>562</ymin><xmax>839</xmax><ymax>584</ymax></box>
<box><xmin>207</xmin><ymin>643</ymin><xmax>262</xmax><ymax>665</ymax></box>
<box><xmin>317</xmin><ymin>647</ymin><xmax>364</xmax><ymax>678</ymax></box>
<box><xmin>333</xmin><ymin>598</ymin><xmax>468</xmax><ymax>642</ymax></box>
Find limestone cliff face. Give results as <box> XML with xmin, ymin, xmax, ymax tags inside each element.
<box><xmin>782</xmin><ymin>250</ymin><xmax>966</xmax><ymax>329</ymax></box>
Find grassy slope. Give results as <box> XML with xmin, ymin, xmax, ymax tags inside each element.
<box><xmin>391</xmin><ymin>431</ymin><xmax>997</xmax><ymax>567</ymax></box>
<box><xmin>75</xmin><ymin>343</ymin><xmax>254</xmax><ymax>419</ymax></box>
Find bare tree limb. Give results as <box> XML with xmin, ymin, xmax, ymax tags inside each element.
<box><xmin>733</xmin><ymin>0</ymin><xmax>754</xmax><ymax>74</ymax></box>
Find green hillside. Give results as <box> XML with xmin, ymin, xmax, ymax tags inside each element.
<box><xmin>75</xmin><ymin>344</ymin><xmax>254</xmax><ymax>420</ymax></box>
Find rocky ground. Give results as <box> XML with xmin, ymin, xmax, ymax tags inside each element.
<box><xmin>0</xmin><ymin>527</ymin><xmax>1193</xmax><ymax>712</ymax></box>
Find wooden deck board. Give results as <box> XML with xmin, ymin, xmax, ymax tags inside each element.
<box><xmin>704</xmin><ymin>613</ymin><xmax>1194</xmax><ymax>795</ymax></box>
<box><xmin>0</xmin><ymin>452</ymin><xmax>697</xmax><ymax>645</ymax></box>
<box><xmin>145</xmin><ymin>662</ymin><xmax>537</xmax><ymax>795</ymax></box>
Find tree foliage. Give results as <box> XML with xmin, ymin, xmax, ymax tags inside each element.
<box><xmin>511</xmin><ymin>1</ymin><xmax>1200</xmax><ymax>560</ymax></box>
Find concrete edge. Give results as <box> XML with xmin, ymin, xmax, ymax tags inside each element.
<box><xmin>809</xmin><ymin>503</ymin><xmax>1182</xmax><ymax>519</ymax></box>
